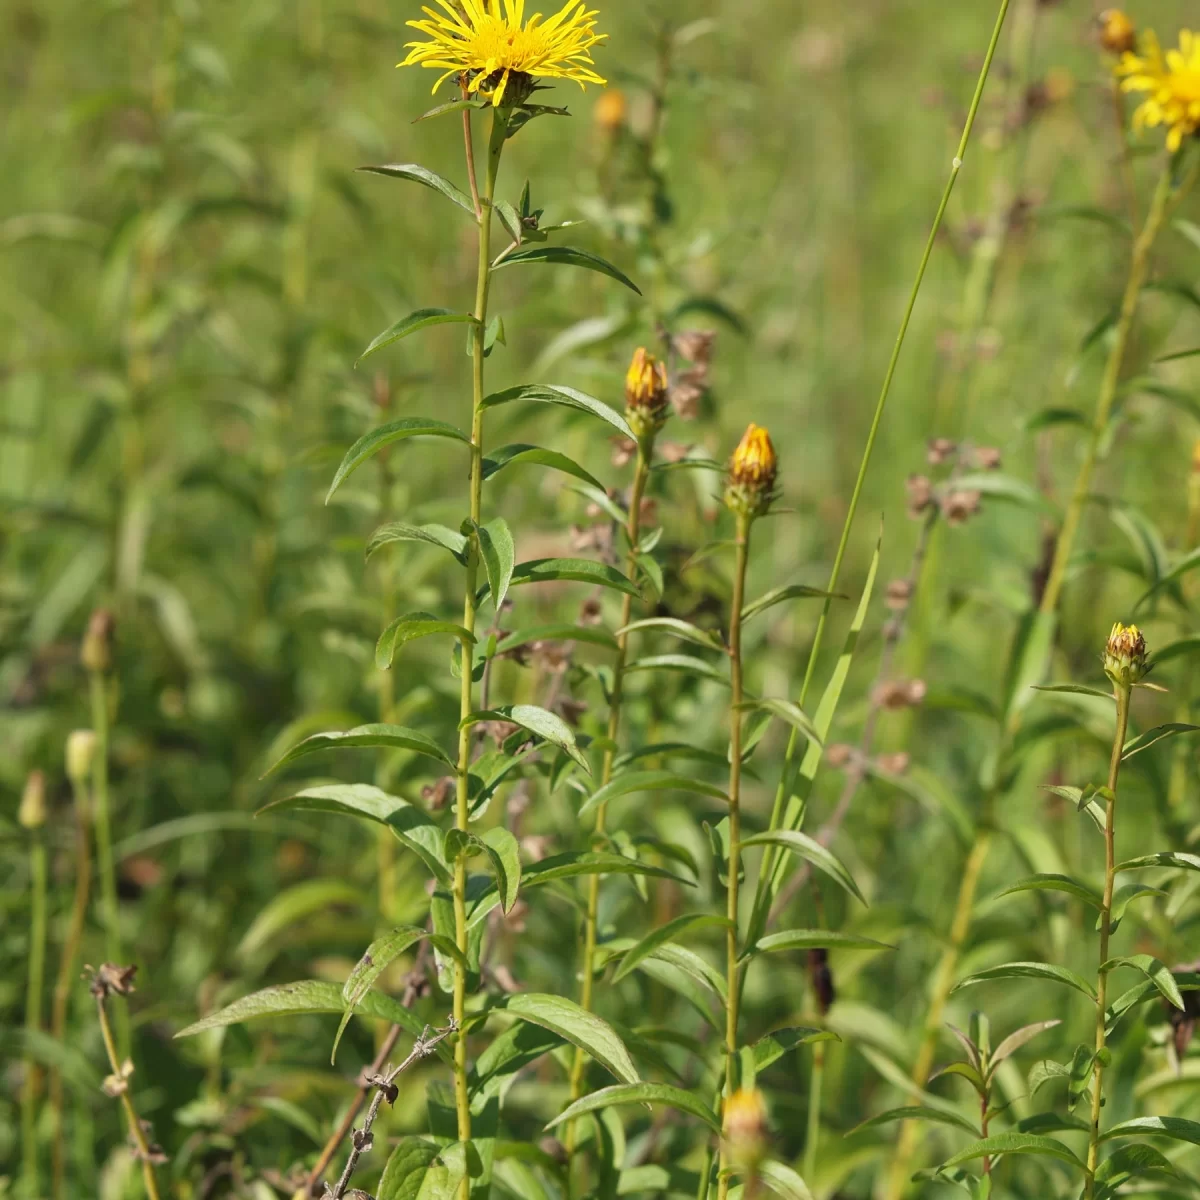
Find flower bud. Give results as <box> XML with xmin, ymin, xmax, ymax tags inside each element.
<box><xmin>66</xmin><ymin>729</ymin><xmax>98</xmax><ymax>786</ymax></box>
<box><xmin>624</xmin><ymin>347</ymin><xmax>669</xmax><ymax>439</ymax></box>
<box><xmin>594</xmin><ymin>88</ymin><xmax>627</xmax><ymax>133</ymax></box>
<box><xmin>724</xmin><ymin>424</ymin><xmax>778</xmax><ymax>519</ymax></box>
<box><xmin>19</xmin><ymin>770</ymin><xmax>47</xmax><ymax>830</ymax></box>
<box><xmin>723</xmin><ymin>1087</ymin><xmax>769</xmax><ymax>1174</ymax></box>
<box><xmin>81</xmin><ymin>608</ymin><xmax>116</xmax><ymax>674</ymax></box>
<box><xmin>1104</xmin><ymin>622</ymin><xmax>1148</xmax><ymax>688</ymax></box>
<box><xmin>1098</xmin><ymin>9</ymin><xmax>1136</xmax><ymax>56</ymax></box>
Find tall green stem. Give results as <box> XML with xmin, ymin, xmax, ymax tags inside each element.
<box><xmin>1038</xmin><ymin>164</ymin><xmax>1176</xmax><ymax>618</ymax></box>
<box><xmin>452</xmin><ymin>107</ymin><xmax>507</xmax><ymax>1200</ymax></box>
<box><xmin>803</xmin><ymin>1041</ymin><xmax>825</xmax><ymax>1183</ymax></box>
<box><xmin>567</xmin><ymin>445</ymin><xmax>653</xmax><ymax>1163</ymax></box>
<box><xmin>1085</xmin><ymin>684</ymin><xmax>1131</xmax><ymax>1199</ymax></box>
<box><xmin>746</xmin><ymin>0</ymin><xmax>1012</xmax><ymax>945</ymax></box>
<box><xmin>89</xmin><ymin>669</ymin><xmax>128</xmax><ymax>1056</ymax></box>
<box><xmin>716</xmin><ymin>514</ymin><xmax>751</xmax><ymax>1200</ymax></box>
<box><xmin>22</xmin><ymin>833</ymin><xmax>47</xmax><ymax>1198</ymax></box>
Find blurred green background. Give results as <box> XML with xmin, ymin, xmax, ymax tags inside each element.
<box><xmin>4</xmin><ymin>0</ymin><xmax>1200</xmax><ymax>1195</ymax></box>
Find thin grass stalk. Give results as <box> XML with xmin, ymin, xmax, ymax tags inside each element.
<box><xmin>94</xmin><ymin>990</ymin><xmax>160</xmax><ymax>1200</ymax></box>
<box><xmin>716</xmin><ymin>513</ymin><xmax>751</xmax><ymax>1200</ymax></box>
<box><xmin>1084</xmin><ymin>682</ymin><xmax>1131</xmax><ymax>1198</ymax></box>
<box><xmin>744</xmin><ymin>0</ymin><xmax>1013</xmax><ymax>975</ymax></box>
<box><xmin>22</xmin><ymin>827</ymin><xmax>47</xmax><ymax>1198</ymax></box>
<box><xmin>51</xmin><ymin>770</ymin><xmax>93</xmax><ymax>1199</ymax></box>
<box><xmin>451</xmin><ymin>105</ymin><xmax>508</xmax><ymax>1200</ymax></box>
<box><xmin>567</xmin><ymin>444</ymin><xmax>654</xmax><ymax>1163</ymax></box>
<box><xmin>1168</xmin><ymin>459</ymin><xmax>1200</xmax><ymax>808</ymax></box>
<box><xmin>803</xmin><ymin>1041</ymin><xmax>825</xmax><ymax>1183</ymax></box>
<box><xmin>89</xmin><ymin>669</ymin><xmax>128</xmax><ymax>1056</ymax></box>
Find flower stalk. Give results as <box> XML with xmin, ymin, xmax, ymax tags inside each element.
<box><xmin>21</xmin><ymin>770</ymin><xmax>48</xmax><ymax>1199</ymax></box>
<box><xmin>567</xmin><ymin>351</ymin><xmax>663</xmax><ymax>1162</ymax></box>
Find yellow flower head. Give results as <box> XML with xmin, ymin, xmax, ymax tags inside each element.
<box><xmin>1104</xmin><ymin>622</ymin><xmax>1149</xmax><ymax>687</ymax></box>
<box><xmin>1116</xmin><ymin>28</ymin><xmax>1200</xmax><ymax>153</ymax></box>
<box><xmin>725</xmin><ymin>423</ymin><xmax>778</xmax><ymax>519</ymax></box>
<box><xmin>1099</xmin><ymin>10</ymin><xmax>1137</xmax><ymax>57</ymax></box>
<box><xmin>399</xmin><ymin>0</ymin><xmax>607</xmax><ymax>108</ymax></box>
<box><xmin>594</xmin><ymin>87</ymin><xmax>627</xmax><ymax>132</ymax></box>
<box><xmin>723</xmin><ymin>1087</ymin><xmax>769</xmax><ymax>1173</ymax></box>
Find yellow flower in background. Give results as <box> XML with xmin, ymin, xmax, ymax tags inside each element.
<box><xmin>399</xmin><ymin>0</ymin><xmax>607</xmax><ymax>108</ymax></box>
<box><xmin>1099</xmin><ymin>10</ymin><xmax>1137</xmax><ymax>57</ymax></box>
<box><xmin>725</xmin><ymin>423</ymin><xmax>778</xmax><ymax>519</ymax></box>
<box><xmin>1116</xmin><ymin>28</ymin><xmax>1200</xmax><ymax>153</ymax></box>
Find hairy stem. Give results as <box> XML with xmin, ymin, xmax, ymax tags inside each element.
<box><xmin>716</xmin><ymin>513</ymin><xmax>751</xmax><ymax>1200</ymax></box>
<box><xmin>1085</xmin><ymin>684</ymin><xmax>1131</xmax><ymax>1198</ymax></box>
<box><xmin>51</xmin><ymin>777</ymin><xmax>93</xmax><ymax>1199</ymax></box>
<box><xmin>95</xmin><ymin>995</ymin><xmax>160</xmax><ymax>1200</ymax></box>
<box><xmin>567</xmin><ymin>443</ymin><xmax>653</xmax><ymax>1168</ymax></box>
<box><xmin>451</xmin><ymin>106</ymin><xmax>507</xmax><ymax>1200</ymax></box>
<box><xmin>746</xmin><ymin>0</ymin><xmax>1012</xmax><ymax>948</ymax></box>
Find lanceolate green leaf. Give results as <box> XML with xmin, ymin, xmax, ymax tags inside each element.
<box><xmin>617</xmin><ymin>617</ymin><xmax>724</xmax><ymax>651</ymax></box>
<box><xmin>577</xmin><ymin>770</ymin><xmax>729</xmax><ymax>820</ymax></box>
<box><xmin>937</xmin><ymin>1132</ymin><xmax>1085</xmax><ymax>1170</ymax></box>
<box><xmin>741</xmin><ymin>830</ymin><xmax>865</xmax><ymax>905</ymax></box>
<box><xmin>1122</xmin><ymin>723</ymin><xmax>1200</xmax><ymax>760</ymax></box>
<box><xmin>757</xmin><ymin>1160</ymin><xmax>815</xmax><ymax>1200</ymax></box>
<box><xmin>492</xmin><ymin>245</ymin><xmax>641</xmax><ymax>294</ymax></box>
<box><xmin>326</xmin><ymin>418</ymin><xmax>470</xmax><ymax>502</ymax></box>
<box><xmin>174</xmin><ymin>980</ymin><xmax>441</xmax><ymax>1053</ymax></box>
<box><xmin>480</xmin><ymin>383</ymin><xmax>634</xmax><ymax>439</ymax></box>
<box><xmin>952</xmin><ymin>961</ymin><xmax>1096</xmax><ymax>1001</ymax></box>
<box><xmin>481</xmin><ymin>443</ymin><xmax>605</xmax><ymax>491</ymax></box>
<box><xmin>507</xmin><ymin>557</ymin><xmax>641</xmax><ymax>596</ymax></box>
<box><xmin>259</xmin><ymin>784</ymin><xmax>450</xmax><ymax>883</ymax></box>
<box><xmin>1100</xmin><ymin>1115</ymin><xmax>1200</xmax><ymax>1146</ymax></box>
<box><xmin>613</xmin><ymin>914</ymin><xmax>734</xmax><ymax>983</ymax></box>
<box><xmin>265</xmin><ymin>723</ymin><xmax>454</xmax><ymax>772</ymax></box>
<box><xmin>742</xmin><ymin>584</ymin><xmax>844</xmax><ymax>622</ymax></box>
<box><xmin>357</xmin><ymin>308</ymin><xmax>480</xmax><ymax>367</ymax></box>
<box><xmin>546</xmin><ymin>1083</ymin><xmax>719</xmax><ymax>1135</ymax></box>
<box><xmin>1118</xmin><ymin>851</ymin><xmax>1200</xmax><ymax>874</ymax></box>
<box><xmin>995</xmin><ymin>873</ymin><xmax>1103</xmax><ymax>909</ymax></box>
<box><xmin>502</xmin><ymin>994</ymin><xmax>640</xmax><ymax>1085</ymax></box>
<box><xmin>480</xmin><ymin>826</ymin><xmax>522</xmax><ymax>915</ymax></box>
<box><xmin>494</xmin><ymin>623</ymin><xmax>619</xmax><ymax>655</ymax></box>
<box><xmin>749</xmin><ymin>929</ymin><xmax>893</xmax><ymax>957</ymax></box>
<box><xmin>851</xmin><ymin>1106</ymin><xmax>979</xmax><ymax>1137</ymax></box>
<box><xmin>478</xmin><ymin>517</ymin><xmax>515</xmax><ymax>612</ymax></box>
<box><xmin>462</xmin><ymin>704</ymin><xmax>589</xmax><ymax>773</ymax></box>
<box><xmin>743</xmin><ymin>698</ymin><xmax>822</xmax><ymax>748</ymax></box>
<box><xmin>357</xmin><ymin>163</ymin><xmax>475</xmax><ymax>215</ymax></box>
<box><xmin>366</xmin><ymin>521</ymin><xmax>468</xmax><ymax>563</ymax></box>
<box><xmin>624</xmin><ymin>654</ymin><xmax>730</xmax><ymax>686</ymax></box>
<box><xmin>376</xmin><ymin>613</ymin><xmax>474</xmax><ymax>670</ymax></box>
<box><xmin>1102</xmin><ymin>954</ymin><xmax>1184</xmax><ymax>1010</ymax></box>
<box><xmin>752</xmin><ymin>1027</ymin><xmax>838</xmax><ymax>1071</ymax></box>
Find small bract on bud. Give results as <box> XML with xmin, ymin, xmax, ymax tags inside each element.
<box><xmin>594</xmin><ymin>87</ymin><xmax>627</xmax><ymax>133</ymax></box>
<box><xmin>723</xmin><ymin>1087</ymin><xmax>769</xmax><ymax>1174</ymax></box>
<box><xmin>19</xmin><ymin>770</ymin><xmax>47</xmax><ymax>830</ymax></box>
<box><xmin>624</xmin><ymin>347</ymin><xmax>670</xmax><ymax>440</ymax></box>
<box><xmin>66</xmin><ymin>729</ymin><xmax>99</xmax><ymax>785</ymax></box>
<box><xmin>81</xmin><ymin>608</ymin><xmax>116</xmax><ymax>673</ymax></box>
<box><xmin>724</xmin><ymin>424</ymin><xmax>778</xmax><ymax>520</ymax></box>
<box><xmin>1104</xmin><ymin>622</ymin><xmax>1148</xmax><ymax>688</ymax></box>
<box><xmin>1098</xmin><ymin>9</ymin><xmax>1136</xmax><ymax>56</ymax></box>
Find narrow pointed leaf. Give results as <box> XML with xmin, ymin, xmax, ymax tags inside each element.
<box><xmin>850</xmin><ymin>1106</ymin><xmax>979</xmax><ymax>1137</ymax></box>
<box><xmin>546</xmin><ymin>1083</ymin><xmax>718</xmax><ymax>1135</ymax></box>
<box><xmin>578</xmin><ymin>770</ymin><xmax>729</xmax><ymax>820</ymax></box>
<box><xmin>493</xmin><ymin>245</ymin><xmax>641</xmax><ymax>293</ymax></box>
<box><xmin>265</xmin><ymin>723</ymin><xmax>454</xmax><ymax>772</ymax></box>
<box><xmin>616</xmin><ymin>617</ymin><xmax>724</xmax><ymax>650</ymax></box>
<box><xmin>990</xmin><ymin>1020</ymin><xmax>1062</xmax><ymax>1067</ymax></box>
<box><xmin>1118</xmin><ymin>851</ymin><xmax>1200</xmax><ymax>873</ymax></box>
<box><xmin>494</xmin><ymin>623</ymin><xmax>618</xmax><ymax>655</ymax></box>
<box><xmin>750</xmin><ymin>929</ymin><xmax>893</xmax><ymax>957</ymax></box>
<box><xmin>478</xmin><ymin>517</ymin><xmax>515</xmax><ymax>611</ymax></box>
<box><xmin>376</xmin><ymin>613</ymin><xmax>474</xmax><ymax>670</ymax></box>
<box><xmin>758</xmin><ymin>1161</ymin><xmax>815</xmax><ymax>1200</ymax></box>
<box><xmin>624</xmin><ymin>654</ymin><xmax>730</xmax><ymax>686</ymax></box>
<box><xmin>358</xmin><ymin>164</ymin><xmax>474</xmax><ymax>215</ymax></box>
<box><xmin>367</xmin><ymin>521</ymin><xmax>468</xmax><ymax>563</ymax></box>
<box><xmin>995</xmin><ymin>873</ymin><xmax>1102</xmax><ymax>909</ymax></box>
<box><xmin>743</xmin><ymin>584</ymin><xmax>844</xmax><ymax>622</ymax></box>
<box><xmin>481</xmin><ymin>443</ymin><xmax>605</xmax><ymax>491</ymax></box>
<box><xmin>508</xmin><ymin>557</ymin><xmax>640</xmax><ymax>596</ymax></box>
<box><xmin>1100</xmin><ymin>1116</ymin><xmax>1200</xmax><ymax>1146</ymax></box>
<box><xmin>1123</xmin><ymin>723</ymin><xmax>1200</xmax><ymax>760</ymax></box>
<box><xmin>463</xmin><ymin>704</ymin><xmax>589</xmax><ymax>773</ymax></box>
<box><xmin>1103</xmin><ymin>954</ymin><xmax>1184</xmax><ymax>1010</ymax></box>
<box><xmin>357</xmin><ymin>308</ymin><xmax>480</xmax><ymax>366</ymax></box>
<box><xmin>480</xmin><ymin>383</ymin><xmax>633</xmax><ymax>438</ymax></box>
<box><xmin>752</xmin><ymin>1027</ymin><xmax>838</xmax><ymax>1071</ymax></box>
<box><xmin>952</xmin><ymin>961</ymin><xmax>1096</xmax><ymax>1001</ymax></box>
<box><xmin>938</xmin><ymin>1132</ymin><xmax>1084</xmax><ymax>1170</ymax></box>
<box><xmin>613</xmin><ymin>914</ymin><xmax>734</xmax><ymax>983</ymax></box>
<box><xmin>480</xmin><ymin>826</ymin><xmax>522</xmax><ymax>915</ymax></box>
<box><xmin>741</xmin><ymin>830</ymin><xmax>865</xmax><ymax>905</ymax></box>
<box><xmin>503</xmin><ymin>994</ymin><xmax>639</xmax><ymax>1084</ymax></box>
<box><xmin>326</xmin><ymin>418</ymin><xmax>470</xmax><ymax>501</ymax></box>
<box><xmin>743</xmin><ymin>698</ymin><xmax>822</xmax><ymax>748</ymax></box>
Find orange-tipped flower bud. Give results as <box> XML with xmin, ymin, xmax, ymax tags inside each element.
<box><xmin>594</xmin><ymin>88</ymin><xmax>627</xmax><ymax>133</ymax></box>
<box><xmin>723</xmin><ymin>1087</ymin><xmax>769</xmax><ymax>1174</ymax></box>
<box><xmin>725</xmin><ymin>424</ymin><xmax>778</xmax><ymax>519</ymax></box>
<box><xmin>1104</xmin><ymin>622</ymin><xmax>1148</xmax><ymax>688</ymax></box>
<box><xmin>1098</xmin><ymin>10</ymin><xmax>1136</xmax><ymax>56</ymax></box>
<box><xmin>625</xmin><ymin>346</ymin><xmax>670</xmax><ymax>439</ymax></box>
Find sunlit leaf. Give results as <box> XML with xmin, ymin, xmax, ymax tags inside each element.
<box><xmin>493</xmin><ymin>245</ymin><xmax>641</xmax><ymax>294</ymax></box>
<box><xmin>546</xmin><ymin>1083</ymin><xmax>719</xmax><ymax>1134</ymax></box>
<box><xmin>357</xmin><ymin>308</ymin><xmax>479</xmax><ymax>366</ymax></box>
<box><xmin>502</xmin><ymin>994</ymin><xmax>639</xmax><ymax>1084</ymax></box>
<box><xmin>326</xmin><ymin>418</ymin><xmax>470</xmax><ymax>502</ymax></box>
<box><xmin>358</xmin><ymin>164</ymin><xmax>475</xmax><ymax>215</ymax></box>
